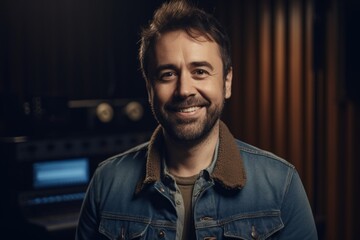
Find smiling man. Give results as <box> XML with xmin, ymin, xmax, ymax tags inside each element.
<box><xmin>151</xmin><ymin>30</ymin><xmax>229</xmax><ymax>142</ymax></box>
<box><xmin>76</xmin><ymin>1</ymin><xmax>318</xmax><ymax>239</ymax></box>
<box><xmin>148</xmin><ymin>30</ymin><xmax>232</xmax><ymax>177</ymax></box>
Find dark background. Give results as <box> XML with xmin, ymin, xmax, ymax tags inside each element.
<box><xmin>0</xmin><ymin>0</ymin><xmax>359</xmax><ymax>239</ymax></box>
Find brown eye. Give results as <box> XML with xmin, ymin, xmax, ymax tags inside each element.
<box><xmin>195</xmin><ymin>69</ymin><xmax>206</xmax><ymax>75</ymax></box>
<box><xmin>159</xmin><ymin>71</ymin><xmax>177</xmax><ymax>81</ymax></box>
<box><xmin>193</xmin><ymin>69</ymin><xmax>209</xmax><ymax>79</ymax></box>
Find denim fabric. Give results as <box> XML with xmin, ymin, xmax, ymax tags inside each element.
<box><xmin>76</xmin><ymin>133</ymin><xmax>317</xmax><ymax>240</ymax></box>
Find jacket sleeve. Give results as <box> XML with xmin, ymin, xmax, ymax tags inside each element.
<box><xmin>75</xmin><ymin>169</ymin><xmax>102</xmax><ymax>240</ymax></box>
<box><xmin>277</xmin><ymin>169</ymin><xmax>318</xmax><ymax>239</ymax></box>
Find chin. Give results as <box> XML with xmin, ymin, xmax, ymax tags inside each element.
<box><xmin>166</xmin><ymin>120</ymin><xmax>216</xmax><ymax>142</ymax></box>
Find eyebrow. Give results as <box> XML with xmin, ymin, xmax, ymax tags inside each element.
<box><xmin>155</xmin><ymin>61</ymin><xmax>214</xmax><ymax>73</ymax></box>
<box><xmin>155</xmin><ymin>64</ymin><xmax>177</xmax><ymax>74</ymax></box>
<box><xmin>189</xmin><ymin>61</ymin><xmax>214</xmax><ymax>71</ymax></box>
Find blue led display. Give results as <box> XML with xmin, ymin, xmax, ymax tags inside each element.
<box><xmin>33</xmin><ymin>158</ymin><xmax>89</xmax><ymax>189</ymax></box>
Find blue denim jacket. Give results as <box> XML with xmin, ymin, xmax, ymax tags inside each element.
<box><xmin>76</xmin><ymin>122</ymin><xmax>318</xmax><ymax>239</ymax></box>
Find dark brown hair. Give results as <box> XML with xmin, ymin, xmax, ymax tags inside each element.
<box><xmin>139</xmin><ymin>0</ymin><xmax>232</xmax><ymax>84</ymax></box>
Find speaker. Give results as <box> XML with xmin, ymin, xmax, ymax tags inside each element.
<box><xmin>0</xmin><ymin>96</ymin><xmax>156</xmax><ymax>138</ymax></box>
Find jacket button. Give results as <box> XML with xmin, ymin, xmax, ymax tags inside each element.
<box><xmin>158</xmin><ymin>230</ymin><xmax>165</xmax><ymax>238</ymax></box>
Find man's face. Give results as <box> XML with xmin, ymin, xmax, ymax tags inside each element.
<box><xmin>148</xmin><ymin>30</ymin><xmax>232</xmax><ymax>141</ymax></box>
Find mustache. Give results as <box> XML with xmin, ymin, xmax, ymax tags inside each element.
<box><xmin>165</xmin><ymin>97</ymin><xmax>210</xmax><ymax>110</ymax></box>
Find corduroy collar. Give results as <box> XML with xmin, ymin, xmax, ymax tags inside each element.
<box><xmin>136</xmin><ymin>120</ymin><xmax>246</xmax><ymax>193</ymax></box>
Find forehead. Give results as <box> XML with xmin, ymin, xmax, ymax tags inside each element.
<box><xmin>153</xmin><ymin>30</ymin><xmax>222</xmax><ymax>64</ymax></box>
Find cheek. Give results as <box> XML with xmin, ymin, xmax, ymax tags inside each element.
<box><xmin>153</xmin><ymin>85</ymin><xmax>174</xmax><ymax>105</ymax></box>
<box><xmin>197</xmin><ymin>81</ymin><xmax>225</xmax><ymax>101</ymax></box>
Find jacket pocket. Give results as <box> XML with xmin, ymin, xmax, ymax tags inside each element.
<box><xmin>99</xmin><ymin>213</ymin><xmax>151</xmax><ymax>240</ymax></box>
<box><xmin>223</xmin><ymin>211</ymin><xmax>284</xmax><ymax>240</ymax></box>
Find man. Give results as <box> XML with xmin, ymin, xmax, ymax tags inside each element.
<box><xmin>76</xmin><ymin>1</ymin><xmax>318</xmax><ymax>239</ymax></box>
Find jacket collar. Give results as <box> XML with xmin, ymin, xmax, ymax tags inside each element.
<box><xmin>136</xmin><ymin>120</ymin><xmax>246</xmax><ymax>193</ymax></box>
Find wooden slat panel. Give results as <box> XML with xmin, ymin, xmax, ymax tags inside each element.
<box><xmin>259</xmin><ymin>0</ymin><xmax>272</xmax><ymax>150</ymax></box>
<box><xmin>304</xmin><ymin>0</ymin><xmax>315</xmax><ymax>205</ymax></box>
<box><xmin>288</xmin><ymin>0</ymin><xmax>304</xmax><ymax>173</ymax></box>
<box><xmin>273</xmin><ymin>0</ymin><xmax>287</xmax><ymax>158</ymax></box>
<box><xmin>325</xmin><ymin>0</ymin><xmax>340</xmax><ymax>238</ymax></box>
<box><xmin>222</xmin><ymin>0</ymin><xmax>243</xmax><ymax>138</ymax></box>
<box><xmin>242</xmin><ymin>0</ymin><xmax>258</xmax><ymax>146</ymax></box>
<box><xmin>218</xmin><ymin>0</ymin><xmax>359</xmax><ymax>239</ymax></box>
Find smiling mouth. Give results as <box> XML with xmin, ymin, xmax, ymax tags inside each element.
<box><xmin>166</xmin><ymin>97</ymin><xmax>209</xmax><ymax>114</ymax></box>
<box><xmin>178</xmin><ymin>106</ymin><xmax>201</xmax><ymax>113</ymax></box>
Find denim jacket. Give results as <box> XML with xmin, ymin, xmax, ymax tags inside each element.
<box><xmin>76</xmin><ymin>121</ymin><xmax>318</xmax><ymax>240</ymax></box>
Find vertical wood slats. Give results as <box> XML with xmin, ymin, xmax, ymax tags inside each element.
<box><xmin>288</xmin><ymin>0</ymin><xmax>304</xmax><ymax>175</ymax></box>
<box><xmin>242</xmin><ymin>0</ymin><xmax>258</xmax><ymax>146</ymax></box>
<box><xmin>304</xmin><ymin>0</ymin><xmax>315</xmax><ymax>205</ymax></box>
<box><xmin>221</xmin><ymin>0</ymin><xmax>314</xmax><ymax>232</ymax></box>
<box><xmin>325</xmin><ymin>0</ymin><xmax>340</xmax><ymax>238</ymax></box>
<box><xmin>322</xmin><ymin>1</ymin><xmax>358</xmax><ymax>239</ymax></box>
<box><xmin>219</xmin><ymin>0</ymin><xmax>358</xmax><ymax>239</ymax></box>
<box><xmin>259</xmin><ymin>0</ymin><xmax>272</xmax><ymax>151</ymax></box>
<box><xmin>223</xmin><ymin>0</ymin><xmax>313</xmax><ymax>185</ymax></box>
<box><xmin>273</xmin><ymin>0</ymin><xmax>287</xmax><ymax>159</ymax></box>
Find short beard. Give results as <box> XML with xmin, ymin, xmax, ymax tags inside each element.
<box><xmin>151</xmin><ymin>97</ymin><xmax>224</xmax><ymax>143</ymax></box>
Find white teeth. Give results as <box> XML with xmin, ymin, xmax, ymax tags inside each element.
<box><xmin>179</xmin><ymin>106</ymin><xmax>200</xmax><ymax>113</ymax></box>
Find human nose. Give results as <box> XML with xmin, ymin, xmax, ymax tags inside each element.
<box><xmin>175</xmin><ymin>72</ymin><xmax>195</xmax><ymax>97</ymax></box>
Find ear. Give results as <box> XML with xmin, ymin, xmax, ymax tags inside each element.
<box><xmin>224</xmin><ymin>67</ymin><xmax>233</xmax><ymax>99</ymax></box>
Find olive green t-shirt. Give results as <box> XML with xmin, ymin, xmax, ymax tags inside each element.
<box><xmin>174</xmin><ymin>174</ymin><xmax>199</xmax><ymax>240</ymax></box>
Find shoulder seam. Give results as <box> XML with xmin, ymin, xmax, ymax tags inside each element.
<box><xmin>236</xmin><ymin>140</ymin><xmax>295</xmax><ymax>169</ymax></box>
<box><xmin>98</xmin><ymin>142</ymin><xmax>149</xmax><ymax>167</ymax></box>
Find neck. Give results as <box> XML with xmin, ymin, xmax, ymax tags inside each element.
<box><xmin>163</xmin><ymin>121</ymin><xmax>220</xmax><ymax>177</ymax></box>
